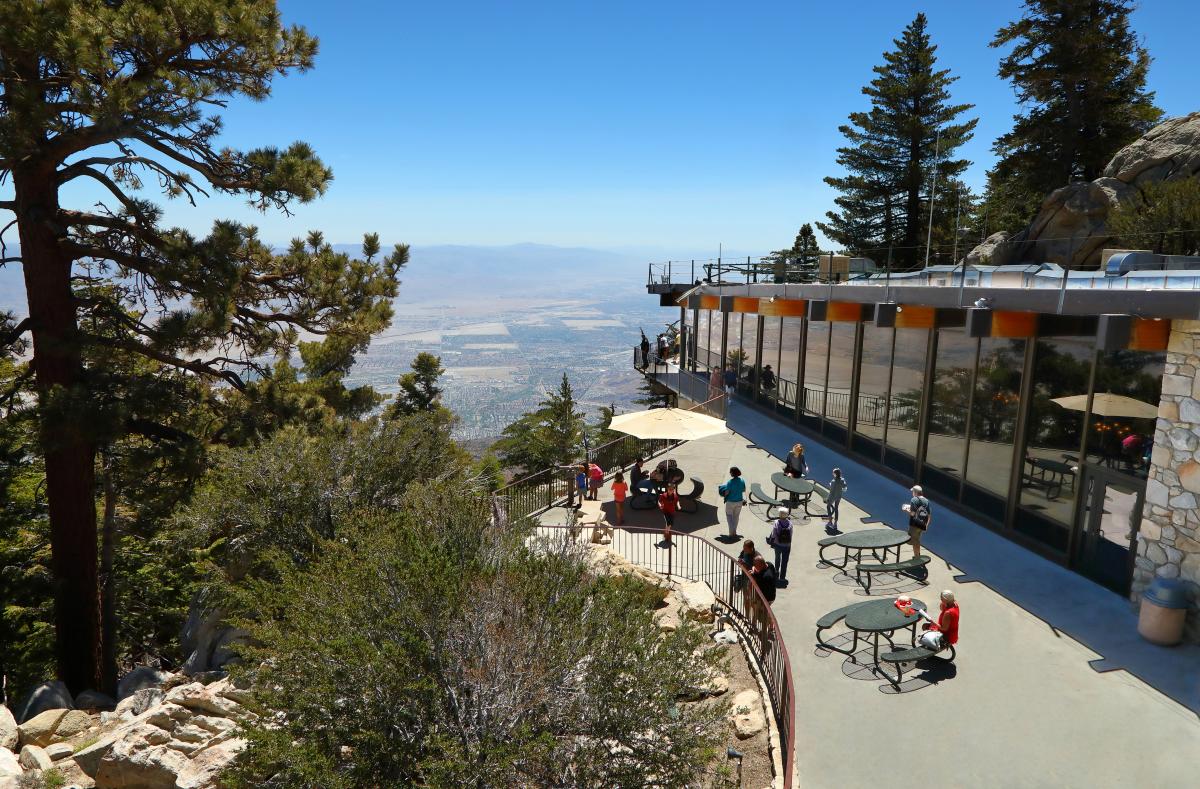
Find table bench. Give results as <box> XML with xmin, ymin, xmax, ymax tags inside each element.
<box><xmin>855</xmin><ymin>555</ymin><xmax>931</xmax><ymax>594</ymax></box>
<box><xmin>880</xmin><ymin>644</ymin><xmax>956</xmax><ymax>687</ymax></box>
<box><xmin>678</xmin><ymin>477</ymin><xmax>704</xmax><ymax>513</ymax></box>
<box><xmin>749</xmin><ymin>483</ymin><xmax>789</xmax><ymax>519</ymax></box>
<box><xmin>815</xmin><ymin>601</ymin><xmax>868</xmax><ymax>654</ymax></box>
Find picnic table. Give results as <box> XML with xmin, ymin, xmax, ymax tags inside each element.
<box><xmin>1023</xmin><ymin>456</ymin><xmax>1075</xmax><ymax>500</ymax></box>
<box><xmin>818</xmin><ymin>528</ymin><xmax>910</xmax><ymax>570</ymax></box>
<box><xmin>770</xmin><ymin>472</ymin><xmax>823</xmax><ymax>516</ymax></box>
<box><xmin>844</xmin><ymin>597</ymin><xmax>927</xmax><ymax>667</ymax></box>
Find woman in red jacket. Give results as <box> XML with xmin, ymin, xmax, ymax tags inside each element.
<box><xmin>921</xmin><ymin>590</ymin><xmax>960</xmax><ymax>652</ymax></box>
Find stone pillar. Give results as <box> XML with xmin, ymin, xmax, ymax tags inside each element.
<box><xmin>1134</xmin><ymin>319</ymin><xmax>1200</xmax><ymax>642</ymax></box>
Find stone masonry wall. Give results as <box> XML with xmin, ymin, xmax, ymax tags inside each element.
<box><xmin>1135</xmin><ymin>319</ymin><xmax>1200</xmax><ymax>642</ymax></box>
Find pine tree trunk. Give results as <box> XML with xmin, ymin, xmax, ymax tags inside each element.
<box><xmin>15</xmin><ymin>164</ymin><xmax>103</xmax><ymax>696</ymax></box>
<box><xmin>101</xmin><ymin>453</ymin><xmax>119</xmax><ymax>696</ymax></box>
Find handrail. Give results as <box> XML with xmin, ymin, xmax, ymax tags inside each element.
<box><xmin>533</xmin><ymin>523</ymin><xmax>795</xmax><ymax>788</ymax></box>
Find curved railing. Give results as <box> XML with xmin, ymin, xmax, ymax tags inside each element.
<box><xmin>534</xmin><ymin>523</ymin><xmax>795</xmax><ymax>788</ymax></box>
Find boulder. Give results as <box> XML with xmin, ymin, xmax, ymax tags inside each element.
<box><xmin>54</xmin><ymin>758</ymin><xmax>97</xmax><ymax>789</ymax></box>
<box><xmin>51</xmin><ymin>710</ymin><xmax>95</xmax><ymax>742</ymax></box>
<box><xmin>95</xmin><ymin>725</ymin><xmax>190</xmax><ymax>789</ymax></box>
<box><xmin>18</xmin><ymin>744</ymin><xmax>53</xmax><ymax>771</ymax></box>
<box><xmin>672</xmin><ymin>579</ymin><xmax>716</xmax><ymax>623</ymax></box>
<box><xmin>44</xmin><ymin>742</ymin><xmax>74</xmax><ymax>762</ymax></box>
<box><xmin>164</xmin><ymin>683</ymin><xmax>244</xmax><ymax>720</ymax></box>
<box><xmin>15</xmin><ymin>681</ymin><xmax>73</xmax><ymax>723</ymax></box>
<box><xmin>17</xmin><ymin>709</ymin><xmax>68</xmax><ymax>747</ymax></box>
<box><xmin>0</xmin><ymin>748</ymin><xmax>19</xmax><ymax>779</ymax></box>
<box><xmin>73</xmin><ymin>690</ymin><xmax>116</xmax><ymax>712</ymax></box>
<box><xmin>173</xmin><ymin>738</ymin><xmax>246</xmax><ymax>789</ymax></box>
<box><xmin>965</xmin><ymin>231</ymin><xmax>1017</xmax><ymax>267</ymax></box>
<box><xmin>585</xmin><ymin>546</ymin><xmax>669</xmax><ymax>600</ymax></box>
<box><xmin>117</xmin><ymin>667</ymin><xmax>170</xmax><ymax>701</ymax></box>
<box><xmin>0</xmin><ymin>707</ymin><xmax>16</xmax><ymax>750</ymax></box>
<box><xmin>72</xmin><ymin>734</ymin><xmax>118</xmax><ymax>778</ymax></box>
<box><xmin>115</xmin><ymin>688</ymin><xmax>166</xmax><ymax>720</ymax></box>
<box><xmin>1104</xmin><ymin>111</ymin><xmax>1200</xmax><ymax>185</ymax></box>
<box><xmin>729</xmin><ymin>689</ymin><xmax>766</xmax><ymax>739</ymax></box>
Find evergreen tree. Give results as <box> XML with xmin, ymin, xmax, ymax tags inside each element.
<box><xmin>982</xmin><ymin>0</ymin><xmax>1162</xmax><ymax>229</ymax></box>
<box><xmin>793</xmin><ymin>224</ymin><xmax>825</xmax><ymax>276</ymax></box>
<box><xmin>818</xmin><ymin>13</ymin><xmax>977</xmax><ymax>269</ymax></box>
<box><xmin>385</xmin><ymin>352</ymin><xmax>446</xmax><ymax>418</ymax></box>
<box><xmin>494</xmin><ymin>374</ymin><xmax>586</xmax><ymax>475</ymax></box>
<box><xmin>0</xmin><ymin>2</ymin><xmax>405</xmax><ymax>693</ymax></box>
<box><xmin>1109</xmin><ymin>179</ymin><xmax>1200</xmax><ymax>256</ymax></box>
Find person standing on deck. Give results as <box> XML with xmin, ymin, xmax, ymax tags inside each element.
<box><xmin>766</xmin><ymin>508</ymin><xmax>793</xmax><ymax>581</ymax></box>
<box><xmin>718</xmin><ymin>466</ymin><xmax>746</xmax><ymax>538</ymax></box>
<box><xmin>639</xmin><ymin>330</ymin><xmax>650</xmax><ymax>368</ymax></box>
<box><xmin>902</xmin><ymin>485</ymin><xmax>932</xmax><ymax>559</ymax></box>
<box><xmin>658</xmin><ymin>483</ymin><xmax>679</xmax><ymax>546</ymax></box>
<box><xmin>826</xmin><ymin>468</ymin><xmax>847</xmax><ymax>528</ymax></box>
<box><xmin>709</xmin><ymin>365</ymin><xmax>724</xmax><ymax>401</ymax></box>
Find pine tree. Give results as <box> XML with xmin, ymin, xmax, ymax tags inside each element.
<box><xmin>982</xmin><ymin>0</ymin><xmax>1162</xmax><ymax>229</ymax></box>
<box><xmin>386</xmin><ymin>352</ymin><xmax>446</xmax><ymax>418</ymax></box>
<box><xmin>818</xmin><ymin>13</ymin><xmax>977</xmax><ymax>269</ymax></box>
<box><xmin>792</xmin><ymin>224</ymin><xmax>824</xmax><ymax>278</ymax></box>
<box><xmin>0</xmin><ymin>2</ymin><xmax>405</xmax><ymax>693</ymax></box>
<box><xmin>494</xmin><ymin>374</ymin><xmax>586</xmax><ymax>476</ymax></box>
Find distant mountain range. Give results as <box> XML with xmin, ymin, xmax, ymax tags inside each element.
<box><xmin>0</xmin><ymin>243</ymin><xmax>653</xmax><ymax>314</ymax></box>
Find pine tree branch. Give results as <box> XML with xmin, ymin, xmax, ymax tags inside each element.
<box><xmin>1</xmin><ymin>317</ymin><xmax>33</xmax><ymax>349</ymax></box>
<box><xmin>72</xmin><ymin>167</ymin><xmax>153</xmax><ymax>224</ymax></box>
<box><xmin>83</xmin><ymin>332</ymin><xmax>247</xmax><ymax>391</ymax></box>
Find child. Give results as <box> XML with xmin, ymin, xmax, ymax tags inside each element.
<box><xmin>658</xmin><ymin>482</ymin><xmax>679</xmax><ymax>545</ymax></box>
<box><xmin>827</xmin><ymin>468</ymin><xmax>847</xmax><ymax>527</ymax></box>
<box><xmin>611</xmin><ymin>471</ymin><xmax>628</xmax><ymax>526</ymax></box>
<box><xmin>588</xmin><ymin>462</ymin><xmax>604</xmax><ymax>501</ymax></box>
<box><xmin>575</xmin><ymin>465</ymin><xmax>588</xmax><ymax>506</ymax></box>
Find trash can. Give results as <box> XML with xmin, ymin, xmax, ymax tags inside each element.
<box><xmin>1137</xmin><ymin>578</ymin><xmax>1190</xmax><ymax>646</ymax></box>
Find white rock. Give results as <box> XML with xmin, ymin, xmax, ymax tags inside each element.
<box><xmin>174</xmin><ymin>738</ymin><xmax>246</xmax><ymax>789</ymax></box>
<box><xmin>0</xmin><ymin>747</ymin><xmax>20</xmax><ymax>779</ymax></box>
<box><xmin>96</xmin><ymin>724</ymin><xmax>189</xmax><ymax>789</ymax></box>
<box><xmin>17</xmin><ymin>709</ymin><xmax>68</xmax><ymax>747</ymax></box>
<box><xmin>72</xmin><ymin>734</ymin><xmax>117</xmax><ymax>778</ymax></box>
<box><xmin>673</xmin><ymin>579</ymin><xmax>716</xmax><ymax>623</ymax></box>
<box><xmin>18</xmin><ymin>744</ymin><xmax>53</xmax><ymax>771</ymax></box>
<box><xmin>165</xmin><ymin>684</ymin><xmax>244</xmax><ymax>720</ymax></box>
<box><xmin>44</xmin><ymin>742</ymin><xmax>74</xmax><ymax>762</ymax></box>
<box><xmin>115</xmin><ymin>688</ymin><xmax>166</xmax><ymax>720</ymax></box>
<box><xmin>730</xmin><ymin>689</ymin><xmax>766</xmax><ymax>739</ymax></box>
<box><xmin>0</xmin><ymin>707</ymin><xmax>16</xmax><ymax>750</ymax></box>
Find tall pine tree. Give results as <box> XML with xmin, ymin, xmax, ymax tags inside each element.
<box><xmin>981</xmin><ymin>0</ymin><xmax>1162</xmax><ymax>231</ymax></box>
<box><xmin>0</xmin><ymin>2</ymin><xmax>405</xmax><ymax>693</ymax></box>
<box><xmin>818</xmin><ymin>14</ymin><xmax>976</xmax><ymax>269</ymax></box>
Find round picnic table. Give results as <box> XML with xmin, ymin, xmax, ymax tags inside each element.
<box><xmin>844</xmin><ymin>598</ymin><xmax>928</xmax><ymax>666</ymax></box>
<box><xmin>818</xmin><ymin>528</ymin><xmax>910</xmax><ymax>569</ymax></box>
<box><xmin>770</xmin><ymin>472</ymin><xmax>821</xmax><ymax>516</ymax></box>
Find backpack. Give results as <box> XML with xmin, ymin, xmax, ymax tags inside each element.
<box><xmin>911</xmin><ymin>497</ymin><xmax>931</xmax><ymax>528</ymax></box>
<box><xmin>776</xmin><ymin>519</ymin><xmax>792</xmax><ymax>545</ymax></box>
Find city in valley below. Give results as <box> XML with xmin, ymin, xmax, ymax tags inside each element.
<box><xmin>345</xmin><ymin>293</ymin><xmax>670</xmax><ymax>448</ymax></box>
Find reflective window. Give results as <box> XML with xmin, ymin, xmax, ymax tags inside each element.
<box><xmin>803</xmin><ymin>320</ymin><xmax>829</xmax><ymax>417</ymax></box>
<box><xmin>886</xmin><ymin>328</ymin><xmax>928</xmax><ymax>468</ymax></box>
<box><xmin>738</xmin><ymin>314</ymin><xmax>758</xmax><ymax>395</ymax></box>
<box><xmin>825</xmin><ymin>323</ymin><xmax>856</xmax><ymax>427</ymax></box>
<box><xmin>1016</xmin><ymin>337</ymin><xmax>1093</xmax><ymax>551</ymax></box>
<box><xmin>964</xmin><ymin>338</ymin><xmax>1026</xmax><ymax>522</ymax></box>
<box><xmin>778</xmin><ymin>318</ymin><xmax>803</xmax><ymax>408</ymax></box>
<box><xmin>1089</xmin><ymin>349</ymin><xmax>1164</xmax><ymax>481</ymax></box>
<box><xmin>924</xmin><ymin>328</ymin><xmax>976</xmax><ymax>497</ymax></box>
<box><xmin>856</xmin><ymin>324</ymin><xmax>893</xmax><ymax>443</ymax></box>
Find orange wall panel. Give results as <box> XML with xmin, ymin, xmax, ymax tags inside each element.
<box><xmin>699</xmin><ymin>295</ymin><xmax>720</xmax><ymax>310</ymax></box>
<box><xmin>992</xmin><ymin>311</ymin><xmax>1038</xmax><ymax>338</ymax></box>
<box><xmin>894</xmin><ymin>305</ymin><xmax>936</xmax><ymax>329</ymax></box>
<box><xmin>828</xmin><ymin>301</ymin><xmax>864</xmax><ymax>322</ymax></box>
<box><xmin>757</xmin><ymin>298</ymin><xmax>807</xmax><ymax>317</ymax></box>
<box><xmin>1130</xmin><ymin>318</ymin><xmax>1170</xmax><ymax>351</ymax></box>
<box><xmin>732</xmin><ymin>296</ymin><xmax>759</xmax><ymax>313</ymax></box>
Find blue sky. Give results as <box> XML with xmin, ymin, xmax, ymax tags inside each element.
<box><xmin>78</xmin><ymin>1</ymin><xmax>1200</xmax><ymax>255</ymax></box>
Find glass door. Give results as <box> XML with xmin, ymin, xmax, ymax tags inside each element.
<box><xmin>1072</xmin><ymin>467</ymin><xmax>1144</xmax><ymax>595</ymax></box>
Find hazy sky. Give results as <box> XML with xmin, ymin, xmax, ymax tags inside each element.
<box><xmin>61</xmin><ymin>1</ymin><xmax>1200</xmax><ymax>255</ymax></box>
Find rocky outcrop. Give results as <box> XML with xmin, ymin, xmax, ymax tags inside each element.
<box><xmin>729</xmin><ymin>689</ymin><xmax>767</xmax><ymax>739</ymax></box>
<box><xmin>966</xmin><ymin>111</ymin><xmax>1200</xmax><ymax>268</ymax></box>
<box><xmin>1</xmin><ymin>671</ymin><xmax>250</xmax><ymax>789</ymax></box>
<box><xmin>0</xmin><ymin>707</ymin><xmax>16</xmax><ymax>750</ymax></box>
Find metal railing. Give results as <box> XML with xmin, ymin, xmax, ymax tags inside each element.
<box><xmin>533</xmin><ymin>523</ymin><xmax>795</xmax><ymax>788</ymax></box>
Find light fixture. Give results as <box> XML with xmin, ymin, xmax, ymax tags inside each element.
<box><xmin>768</xmin><ymin>296</ymin><xmax>777</xmax><ymax>303</ymax></box>
<box><xmin>895</xmin><ymin>305</ymin><xmax>904</xmax><ymax>313</ymax></box>
<box><xmin>973</xmin><ymin>297</ymin><xmax>992</xmax><ymax>309</ymax></box>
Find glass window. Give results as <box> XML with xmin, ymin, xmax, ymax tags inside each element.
<box><xmin>924</xmin><ymin>328</ymin><xmax>976</xmax><ymax>497</ymax></box>
<box><xmin>738</xmin><ymin>314</ymin><xmax>758</xmax><ymax>395</ymax></box>
<box><xmin>695</xmin><ymin>310</ymin><xmax>712</xmax><ymax>369</ymax></box>
<box><xmin>778</xmin><ymin>317</ymin><xmax>803</xmax><ymax>409</ymax></box>
<box><xmin>964</xmin><ymin>338</ymin><xmax>1026</xmax><ymax>522</ymax></box>
<box><xmin>856</xmin><ymin>324</ymin><xmax>893</xmax><ymax>443</ymax></box>
<box><xmin>1016</xmin><ymin>337</ymin><xmax>1093</xmax><ymax>551</ymax></box>
<box><xmin>1089</xmin><ymin>349</ymin><xmax>1163</xmax><ymax>481</ymax></box>
<box><xmin>825</xmin><ymin>323</ymin><xmax>856</xmax><ymax>427</ymax></box>
<box><xmin>802</xmin><ymin>320</ymin><xmax>829</xmax><ymax>418</ymax></box>
<box><xmin>886</xmin><ymin>328</ymin><xmax>928</xmax><ymax>469</ymax></box>
<box><xmin>725</xmin><ymin>312</ymin><xmax>742</xmax><ymax>373</ymax></box>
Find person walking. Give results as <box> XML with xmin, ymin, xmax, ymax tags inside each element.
<box><xmin>639</xmin><ymin>331</ymin><xmax>650</xmax><ymax>368</ymax></box>
<box><xmin>574</xmin><ymin>465</ymin><xmax>589</xmax><ymax>507</ymax></box>
<box><xmin>723</xmin><ymin>365</ymin><xmax>737</xmax><ymax>395</ymax></box>
<box><xmin>611</xmin><ymin>471</ymin><xmax>628</xmax><ymax>526</ymax></box>
<box><xmin>718</xmin><ymin>466</ymin><xmax>747</xmax><ymax>539</ymax></box>
<box><xmin>709</xmin><ymin>365</ymin><xmax>724</xmax><ymax>401</ymax></box>
<box><xmin>902</xmin><ymin>484</ymin><xmax>932</xmax><ymax>558</ymax></box>
<box><xmin>766</xmin><ymin>507</ymin><xmax>793</xmax><ymax>581</ymax></box>
<box><xmin>658</xmin><ymin>482</ymin><xmax>679</xmax><ymax>546</ymax></box>
<box><xmin>783</xmin><ymin>442</ymin><xmax>807</xmax><ymax>478</ymax></box>
<box><xmin>826</xmin><ymin>468</ymin><xmax>847</xmax><ymax>528</ymax></box>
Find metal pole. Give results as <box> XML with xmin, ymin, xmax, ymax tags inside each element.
<box><xmin>924</xmin><ymin>127</ymin><xmax>942</xmax><ymax>269</ymax></box>
<box><xmin>1056</xmin><ymin>232</ymin><xmax>1076</xmax><ymax>314</ymax></box>
<box><xmin>955</xmin><ymin>192</ymin><xmax>969</xmax><ymax>306</ymax></box>
<box><xmin>884</xmin><ymin>245</ymin><xmax>893</xmax><ymax>304</ymax></box>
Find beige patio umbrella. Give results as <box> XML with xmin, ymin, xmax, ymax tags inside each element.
<box><xmin>1051</xmin><ymin>392</ymin><xmax>1158</xmax><ymax>419</ymax></box>
<box><xmin>607</xmin><ymin>408</ymin><xmax>728</xmax><ymax>440</ymax></box>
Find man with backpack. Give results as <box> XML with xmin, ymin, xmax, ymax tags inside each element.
<box><xmin>902</xmin><ymin>485</ymin><xmax>932</xmax><ymax>558</ymax></box>
<box><xmin>766</xmin><ymin>507</ymin><xmax>793</xmax><ymax>582</ymax></box>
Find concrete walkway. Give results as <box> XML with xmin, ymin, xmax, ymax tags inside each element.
<box><xmin>548</xmin><ymin>396</ymin><xmax>1200</xmax><ymax>788</ymax></box>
